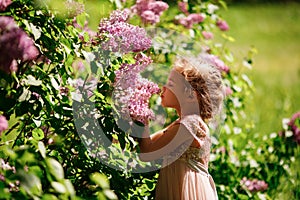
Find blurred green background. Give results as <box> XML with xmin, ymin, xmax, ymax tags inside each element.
<box><xmin>219</xmin><ymin>2</ymin><xmax>300</xmax><ymax>136</ymax></box>
<box><xmin>84</xmin><ymin>0</ymin><xmax>300</xmax><ymax>136</ymax></box>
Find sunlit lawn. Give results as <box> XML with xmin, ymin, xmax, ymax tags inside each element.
<box><xmin>218</xmin><ymin>3</ymin><xmax>300</xmax><ymax>198</ymax></box>
<box><xmin>219</xmin><ymin>2</ymin><xmax>300</xmax><ymax>135</ymax></box>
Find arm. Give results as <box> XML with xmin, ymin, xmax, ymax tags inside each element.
<box><xmin>138</xmin><ymin>122</ymin><xmax>194</xmax><ymax>161</ymax></box>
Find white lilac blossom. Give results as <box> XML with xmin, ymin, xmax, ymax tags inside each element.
<box><xmin>132</xmin><ymin>0</ymin><xmax>169</xmax><ymax>24</ymax></box>
<box><xmin>114</xmin><ymin>54</ymin><xmax>160</xmax><ymax>125</ymax></box>
<box><xmin>65</xmin><ymin>1</ymin><xmax>85</xmax><ymax>18</ymax></box>
<box><xmin>98</xmin><ymin>10</ymin><xmax>152</xmax><ymax>53</ymax></box>
<box><xmin>0</xmin><ymin>16</ymin><xmax>39</xmax><ymax>73</ymax></box>
<box><xmin>0</xmin><ymin>115</ymin><xmax>8</xmax><ymax>135</ymax></box>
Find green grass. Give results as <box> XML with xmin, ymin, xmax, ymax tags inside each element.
<box><xmin>219</xmin><ymin>2</ymin><xmax>300</xmax><ymax>135</ymax></box>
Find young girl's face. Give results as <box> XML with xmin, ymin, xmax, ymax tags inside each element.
<box><xmin>161</xmin><ymin>69</ymin><xmax>185</xmax><ymax>109</ymax></box>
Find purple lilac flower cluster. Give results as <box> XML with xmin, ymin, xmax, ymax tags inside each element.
<box><xmin>177</xmin><ymin>13</ymin><xmax>205</xmax><ymax>29</ymax></box>
<box><xmin>0</xmin><ymin>16</ymin><xmax>39</xmax><ymax>73</ymax></box>
<box><xmin>0</xmin><ymin>115</ymin><xmax>8</xmax><ymax>135</ymax></box>
<box><xmin>98</xmin><ymin>10</ymin><xmax>152</xmax><ymax>54</ymax></box>
<box><xmin>114</xmin><ymin>54</ymin><xmax>160</xmax><ymax>124</ymax></box>
<box><xmin>216</xmin><ymin>19</ymin><xmax>229</xmax><ymax>31</ymax></box>
<box><xmin>178</xmin><ymin>2</ymin><xmax>189</xmax><ymax>15</ymax></box>
<box><xmin>198</xmin><ymin>52</ymin><xmax>229</xmax><ymax>73</ymax></box>
<box><xmin>240</xmin><ymin>177</ymin><xmax>268</xmax><ymax>193</ymax></box>
<box><xmin>127</xmin><ymin>76</ymin><xmax>160</xmax><ymax>124</ymax></box>
<box><xmin>288</xmin><ymin>111</ymin><xmax>300</xmax><ymax>144</ymax></box>
<box><xmin>0</xmin><ymin>0</ymin><xmax>11</xmax><ymax>11</ymax></box>
<box><xmin>131</xmin><ymin>0</ymin><xmax>169</xmax><ymax>24</ymax></box>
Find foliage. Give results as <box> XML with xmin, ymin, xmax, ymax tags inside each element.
<box><xmin>0</xmin><ymin>0</ymin><xmax>299</xmax><ymax>200</ymax></box>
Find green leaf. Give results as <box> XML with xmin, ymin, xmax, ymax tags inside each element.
<box><xmin>104</xmin><ymin>189</ymin><xmax>118</xmax><ymax>200</ymax></box>
<box><xmin>18</xmin><ymin>88</ymin><xmax>31</xmax><ymax>102</ymax></box>
<box><xmin>19</xmin><ymin>171</ymin><xmax>42</xmax><ymax>197</ymax></box>
<box><xmin>41</xmin><ymin>194</ymin><xmax>59</xmax><ymax>200</ymax></box>
<box><xmin>26</xmin><ymin>75</ymin><xmax>42</xmax><ymax>86</ymax></box>
<box><xmin>76</xmin><ymin>13</ymin><xmax>86</xmax><ymax>28</ymax></box>
<box><xmin>32</xmin><ymin>128</ymin><xmax>45</xmax><ymax>141</ymax></box>
<box><xmin>51</xmin><ymin>181</ymin><xmax>66</xmax><ymax>194</ymax></box>
<box><xmin>63</xmin><ymin>179</ymin><xmax>75</xmax><ymax>196</ymax></box>
<box><xmin>38</xmin><ymin>141</ymin><xmax>46</xmax><ymax>158</ymax></box>
<box><xmin>46</xmin><ymin>158</ymin><xmax>65</xmax><ymax>181</ymax></box>
<box><xmin>90</xmin><ymin>172</ymin><xmax>109</xmax><ymax>189</ymax></box>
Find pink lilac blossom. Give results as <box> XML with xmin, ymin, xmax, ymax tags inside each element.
<box><xmin>0</xmin><ymin>16</ymin><xmax>39</xmax><ymax>73</ymax></box>
<box><xmin>127</xmin><ymin>76</ymin><xmax>160</xmax><ymax>124</ymax></box>
<box><xmin>288</xmin><ymin>111</ymin><xmax>300</xmax><ymax>144</ymax></box>
<box><xmin>178</xmin><ymin>1</ymin><xmax>189</xmax><ymax>15</ymax></box>
<box><xmin>202</xmin><ymin>31</ymin><xmax>214</xmax><ymax>40</ymax></box>
<box><xmin>177</xmin><ymin>13</ymin><xmax>205</xmax><ymax>29</ymax></box>
<box><xmin>198</xmin><ymin>53</ymin><xmax>229</xmax><ymax>73</ymax></box>
<box><xmin>225</xmin><ymin>86</ymin><xmax>233</xmax><ymax>96</ymax></box>
<box><xmin>98</xmin><ymin>10</ymin><xmax>152</xmax><ymax>53</ymax></box>
<box><xmin>240</xmin><ymin>177</ymin><xmax>268</xmax><ymax>193</ymax></box>
<box><xmin>114</xmin><ymin>53</ymin><xmax>152</xmax><ymax>86</ymax></box>
<box><xmin>0</xmin><ymin>115</ymin><xmax>8</xmax><ymax>135</ymax></box>
<box><xmin>114</xmin><ymin>54</ymin><xmax>160</xmax><ymax>124</ymax></box>
<box><xmin>216</xmin><ymin>19</ymin><xmax>229</xmax><ymax>31</ymax></box>
<box><xmin>0</xmin><ymin>0</ymin><xmax>12</xmax><ymax>11</ymax></box>
<box><xmin>132</xmin><ymin>0</ymin><xmax>169</xmax><ymax>24</ymax></box>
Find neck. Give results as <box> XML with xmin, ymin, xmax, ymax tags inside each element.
<box><xmin>176</xmin><ymin>102</ymin><xmax>200</xmax><ymax>119</ymax></box>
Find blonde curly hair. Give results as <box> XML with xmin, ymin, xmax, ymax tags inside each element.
<box><xmin>173</xmin><ymin>57</ymin><xmax>224</xmax><ymax>121</ymax></box>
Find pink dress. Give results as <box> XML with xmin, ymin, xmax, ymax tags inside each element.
<box><xmin>155</xmin><ymin>115</ymin><xmax>218</xmax><ymax>200</ymax></box>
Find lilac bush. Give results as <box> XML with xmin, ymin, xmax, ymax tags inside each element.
<box><xmin>1</xmin><ymin>0</ymin><xmax>299</xmax><ymax>199</ymax></box>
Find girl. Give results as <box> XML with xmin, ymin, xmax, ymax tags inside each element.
<box><xmin>138</xmin><ymin>57</ymin><xmax>224</xmax><ymax>200</ymax></box>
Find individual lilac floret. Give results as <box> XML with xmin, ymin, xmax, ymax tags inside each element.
<box><xmin>240</xmin><ymin>177</ymin><xmax>268</xmax><ymax>193</ymax></box>
<box><xmin>0</xmin><ymin>16</ymin><xmax>39</xmax><ymax>73</ymax></box>
<box><xmin>132</xmin><ymin>0</ymin><xmax>169</xmax><ymax>24</ymax></box>
<box><xmin>0</xmin><ymin>115</ymin><xmax>8</xmax><ymax>135</ymax></box>
<box><xmin>216</xmin><ymin>19</ymin><xmax>229</xmax><ymax>31</ymax></box>
<box><xmin>0</xmin><ymin>0</ymin><xmax>12</xmax><ymax>11</ymax></box>
<box><xmin>98</xmin><ymin>10</ymin><xmax>152</xmax><ymax>53</ymax></box>
<box><xmin>198</xmin><ymin>53</ymin><xmax>229</xmax><ymax>73</ymax></box>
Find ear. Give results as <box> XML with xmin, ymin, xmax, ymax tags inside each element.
<box><xmin>186</xmin><ymin>90</ymin><xmax>198</xmax><ymax>102</ymax></box>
